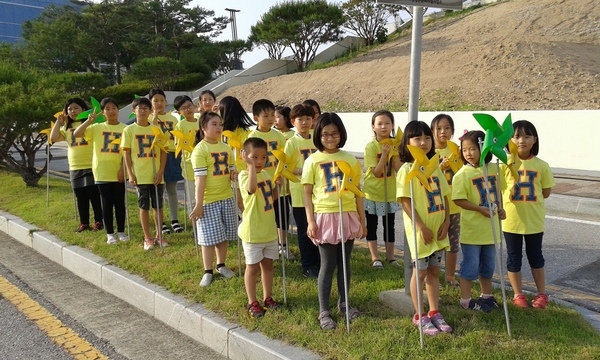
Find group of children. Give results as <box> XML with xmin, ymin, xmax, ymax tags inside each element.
<box><xmin>49</xmin><ymin>93</ymin><xmax>554</xmax><ymax>334</ymax></box>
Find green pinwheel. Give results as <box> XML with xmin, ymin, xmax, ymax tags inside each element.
<box><xmin>473</xmin><ymin>113</ymin><xmax>513</xmax><ymax>166</ymax></box>
<box><xmin>76</xmin><ymin>97</ymin><xmax>106</xmax><ymax>123</ymax></box>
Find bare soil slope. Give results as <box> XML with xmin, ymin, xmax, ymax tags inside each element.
<box><xmin>221</xmin><ymin>0</ymin><xmax>600</xmax><ymax>111</ymax></box>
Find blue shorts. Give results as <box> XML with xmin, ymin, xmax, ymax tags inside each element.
<box><xmin>459</xmin><ymin>244</ymin><xmax>496</xmax><ymax>281</ymax></box>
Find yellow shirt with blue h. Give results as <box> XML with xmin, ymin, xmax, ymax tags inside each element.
<box><xmin>174</xmin><ymin>119</ymin><xmax>199</xmax><ymax>181</ymax></box>
<box><xmin>363</xmin><ymin>139</ymin><xmax>396</xmax><ymax>203</ymax></box>
<box><xmin>155</xmin><ymin>113</ymin><xmax>178</xmax><ymax>152</ymax></box>
<box><xmin>61</xmin><ymin>122</ymin><xmax>93</xmax><ymax>170</ymax></box>
<box><xmin>302</xmin><ymin>150</ymin><xmax>362</xmax><ymax>214</ymax></box>
<box><xmin>284</xmin><ymin>133</ymin><xmax>317</xmax><ymax>207</ymax></box>
<box><xmin>120</xmin><ymin>123</ymin><xmax>164</xmax><ymax>185</ymax></box>
<box><xmin>191</xmin><ymin>140</ymin><xmax>234</xmax><ymax>204</ymax></box>
<box><xmin>396</xmin><ymin>164</ymin><xmax>450</xmax><ymax>259</ymax></box>
<box><xmin>247</xmin><ymin>129</ymin><xmax>286</xmax><ymax>180</ymax></box>
<box><xmin>83</xmin><ymin>122</ymin><xmax>126</xmax><ymax>182</ymax></box>
<box><xmin>238</xmin><ymin>169</ymin><xmax>278</xmax><ymax>244</ymax></box>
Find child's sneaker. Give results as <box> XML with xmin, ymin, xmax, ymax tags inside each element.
<box><xmin>412</xmin><ymin>315</ymin><xmax>440</xmax><ymax>336</ymax></box>
<box><xmin>93</xmin><ymin>221</ymin><xmax>104</xmax><ymax>231</ymax></box>
<box><xmin>216</xmin><ymin>266</ymin><xmax>235</xmax><ymax>279</ymax></box>
<box><xmin>263</xmin><ymin>296</ymin><xmax>282</xmax><ymax>309</ymax></box>
<box><xmin>117</xmin><ymin>232</ymin><xmax>129</xmax><ymax>242</ymax></box>
<box><xmin>532</xmin><ymin>293</ymin><xmax>549</xmax><ymax>309</ymax></box>
<box><xmin>143</xmin><ymin>239</ymin><xmax>154</xmax><ymax>251</ymax></box>
<box><xmin>430</xmin><ymin>312</ymin><xmax>452</xmax><ymax>333</ymax></box>
<box><xmin>479</xmin><ymin>296</ymin><xmax>500</xmax><ymax>309</ymax></box>
<box><xmin>171</xmin><ymin>221</ymin><xmax>184</xmax><ymax>233</ymax></box>
<box><xmin>246</xmin><ymin>301</ymin><xmax>266</xmax><ymax>318</ymax></box>
<box><xmin>154</xmin><ymin>238</ymin><xmax>169</xmax><ymax>247</ymax></box>
<box><xmin>462</xmin><ymin>299</ymin><xmax>492</xmax><ymax>313</ymax></box>
<box><xmin>199</xmin><ymin>273</ymin><xmax>213</xmax><ymax>287</ymax></box>
<box><xmin>161</xmin><ymin>223</ymin><xmax>171</xmax><ymax>235</ymax></box>
<box><xmin>512</xmin><ymin>294</ymin><xmax>529</xmax><ymax>308</ymax></box>
<box><xmin>106</xmin><ymin>233</ymin><xmax>117</xmax><ymax>245</ymax></box>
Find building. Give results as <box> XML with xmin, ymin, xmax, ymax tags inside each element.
<box><xmin>0</xmin><ymin>0</ymin><xmax>77</xmax><ymax>43</ymax></box>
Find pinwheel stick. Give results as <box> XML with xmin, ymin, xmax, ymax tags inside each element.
<box><xmin>232</xmin><ymin>153</ymin><xmax>242</xmax><ymax>277</ymax></box>
<box><xmin>409</xmin><ymin>180</ymin><xmax>425</xmax><ymax>349</ymax></box>
<box><xmin>336</xmin><ymin>175</ymin><xmax>351</xmax><ymax>333</ymax></box>
<box><xmin>277</xmin><ymin>179</ymin><xmax>288</xmax><ymax>304</ymax></box>
<box><xmin>478</xmin><ymin>139</ymin><xmax>512</xmax><ymax>338</ymax></box>
<box><xmin>151</xmin><ymin>149</ymin><xmax>164</xmax><ymax>251</ymax></box>
<box><xmin>46</xmin><ymin>143</ymin><xmax>50</xmax><ymax>207</ymax></box>
<box><xmin>123</xmin><ymin>161</ymin><xmax>131</xmax><ymax>240</ymax></box>
<box><xmin>495</xmin><ymin>158</ymin><xmax>512</xmax><ymax>338</ymax></box>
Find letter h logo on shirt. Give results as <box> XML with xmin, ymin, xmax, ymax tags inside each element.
<box><xmin>257</xmin><ymin>179</ymin><xmax>274</xmax><ymax>211</ymax></box>
<box><xmin>472</xmin><ymin>175</ymin><xmax>499</xmax><ymax>207</ymax></box>
<box><xmin>512</xmin><ymin>170</ymin><xmax>538</xmax><ymax>202</ymax></box>
<box><xmin>101</xmin><ymin>132</ymin><xmax>121</xmax><ymax>153</ymax></box>
<box><xmin>210</xmin><ymin>152</ymin><xmax>230</xmax><ymax>176</ymax></box>
<box><xmin>425</xmin><ymin>176</ymin><xmax>445</xmax><ymax>214</ymax></box>
<box><xmin>320</xmin><ymin>162</ymin><xmax>342</xmax><ymax>193</ymax></box>
<box><xmin>135</xmin><ymin>134</ymin><xmax>154</xmax><ymax>158</ymax></box>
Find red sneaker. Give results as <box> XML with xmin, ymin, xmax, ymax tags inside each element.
<box><xmin>512</xmin><ymin>294</ymin><xmax>529</xmax><ymax>308</ymax></box>
<box><xmin>532</xmin><ymin>293</ymin><xmax>549</xmax><ymax>309</ymax></box>
<box><xmin>246</xmin><ymin>301</ymin><xmax>266</xmax><ymax>318</ymax></box>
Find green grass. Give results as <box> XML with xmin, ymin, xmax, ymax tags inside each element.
<box><xmin>2</xmin><ymin>171</ymin><xmax>600</xmax><ymax>359</ymax></box>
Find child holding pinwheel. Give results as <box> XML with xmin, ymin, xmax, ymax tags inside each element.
<box><xmin>121</xmin><ymin>97</ymin><xmax>167</xmax><ymax>251</ymax></box>
<box><xmin>247</xmin><ymin>99</ymin><xmax>293</xmax><ymax>260</ymax></box>
<box><xmin>431</xmin><ymin>113</ymin><xmax>462</xmax><ymax>286</ymax></box>
<box><xmin>396</xmin><ymin>120</ymin><xmax>452</xmax><ymax>336</ymax></box>
<box><xmin>50</xmin><ymin>98</ymin><xmax>103</xmax><ymax>233</ymax></box>
<box><xmin>189</xmin><ymin>111</ymin><xmax>238</xmax><ymax>287</ymax></box>
<box><xmin>363</xmin><ymin>110</ymin><xmax>402</xmax><ymax>268</ymax></box>
<box><xmin>173</xmin><ymin>95</ymin><xmax>200</xmax><ymax>205</ymax></box>
<box><xmin>149</xmin><ymin>89</ymin><xmax>184</xmax><ymax>235</ymax></box>
<box><xmin>501</xmin><ymin>120</ymin><xmax>555</xmax><ymax>309</ymax></box>
<box><xmin>73</xmin><ymin>98</ymin><xmax>127</xmax><ymax>244</ymax></box>
<box><xmin>302</xmin><ymin>113</ymin><xmax>366</xmax><ymax>330</ymax></box>
<box><xmin>452</xmin><ymin>130</ymin><xmax>505</xmax><ymax>312</ymax></box>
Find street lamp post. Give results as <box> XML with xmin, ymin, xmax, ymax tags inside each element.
<box><xmin>225</xmin><ymin>8</ymin><xmax>242</xmax><ymax>70</ymax></box>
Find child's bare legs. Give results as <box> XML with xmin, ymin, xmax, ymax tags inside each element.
<box><xmin>480</xmin><ymin>276</ymin><xmax>492</xmax><ymax>296</ymax></box>
<box><xmin>278</xmin><ymin>228</ymin><xmax>288</xmax><ymax>247</ymax></box>
<box><xmin>215</xmin><ymin>241</ymin><xmax>229</xmax><ymax>265</ymax></box>
<box><xmin>139</xmin><ymin>209</ymin><xmax>152</xmax><ymax>239</ymax></box>
<box><xmin>245</xmin><ymin>263</ymin><xmax>261</xmax><ymax>303</ymax></box>
<box><xmin>508</xmin><ymin>271</ymin><xmax>523</xmax><ymax>295</ymax></box>
<box><xmin>445</xmin><ymin>251</ymin><xmax>458</xmax><ymax>282</ymax></box>
<box><xmin>153</xmin><ymin>207</ymin><xmax>164</xmax><ymax>238</ymax></box>
<box><xmin>531</xmin><ymin>267</ymin><xmax>545</xmax><ymax>294</ymax></box>
<box><xmin>367</xmin><ymin>240</ymin><xmax>379</xmax><ymax>262</ymax></box>
<box><xmin>425</xmin><ymin>266</ymin><xmax>440</xmax><ymax>312</ymax></box>
<box><xmin>385</xmin><ymin>242</ymin><xmax>395</xmax><ymax>262</ymax></box>
<box><xmin>460</xmin><ymin>277</ymin><xmax>472</xmax><ymax>300</ymax></box>
<box><xmin>202</xmin><ymin>245</ymin><xmax>216</xmax><ymax>271</ymax></box>
<box><xmin>410</xmin><ymin>268</ymin><xmax>428</xmax><ymax>314</ymax></box>
<box><xmin>260</xmin><ymin>258</ymin><xmax>274</xmax><ymax>300</ymax></box>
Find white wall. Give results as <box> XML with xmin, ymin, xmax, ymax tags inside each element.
<box><xmin>338</xmin><ymin>110</ymin><xmax>600</xmax><ymax>176</ymax></box>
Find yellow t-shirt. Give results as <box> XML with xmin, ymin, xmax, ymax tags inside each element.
<box><xmin>120</xmin><ymin>123</ymin><xmax>164</xmax><ymax>185</ymax></box>
<box><xmin>284</xmin><ymin>133</ymin><xmax>317</xmax><ymax>207</ymax></box>
<box><xmin>501</xmin><ymin>156</ymin><xmax>555</xmax><ymax>234</ymax></box>
<box><xmin>61</xmin><ymin>123</ymin><xmax>93</xmax><ymax>170</ymax></box>
<box><xmin>278</xmin><ymin>129</ymin><xmax>295</xmax><ymax>140</ymax></box>
<box><xmin>452</xmin><ymin>164</ymin><xmax>502</xmax><ymax>245</ymax></box>
<box><xmin>238</xmin><ymin>170</ymin><xmax>278</xmax><ymax>243</ymax></box>
<box><xmin>190</xmin><ymin>141</ymin><xmax>234</xmax><ymax>204</ymax></box>
<box><xmin>301</xmin><ymin>150</ymin><xmax>362</xmax><ymax>214</ymax></box>
<box><xmin>174</xmin><ymin>119</ymin><xmax>199</xmax><ymax>181</ymax></box>
<box><xmin>363</xmin><ymin>139</ymin><xmax>396</xmax><ymax>202</ymax></box>
<box><xmin>436</xmin><ymin>145</ymin><xmax>461</xmax><ymax>215</ymax></box>
<box><xmin>222</xmin><ymin>127</ymin><xmax>250</xmax><ymax>172</ymax></box>
<box><xmin>84</xmin><ymin>122</ymin><xmax>126</xmax><ymax>182</ymax></box>
<box><xmin>156</xmin><ymin>113</ymin><xmax>178</xmax><ymax>152</ymax></box>
<box><xmin>396</xmin><ymin>163</ymin><xmax>450</xmax><ymax>259</ymax></box>
<box><xmin>247</xmin><ymin>129</ymin><xmax>287</xmax><ymax>180</ymax></box>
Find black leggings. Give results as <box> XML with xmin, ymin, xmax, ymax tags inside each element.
<box><xmin>365</xmin><ymin>212</ymin><xmax>395</xmax><ymax>243</ymax></box>
<box><xmin>73</xmin><ymin>185</ymin><xmax>102</xmax><ymax>226</ymax></box>
<box><xmin>97</xmin><ymin>182</ymin><xmax>126</xmax><ymax>234</ymax></box>
<box><xmin>318</xmin><ymin>241</ymin><xmax>354</xmax><ymax>312</ymax></box>
<box><xmin>292</xmin><ymin>207</ymin><xmax>320</xmax><ymax>270</ymax></box>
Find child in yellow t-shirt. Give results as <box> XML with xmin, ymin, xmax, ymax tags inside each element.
<box><xmin>73</xmin><ymin>98</ymin><xmax>128</xmax><ymax>244</ymax></box>
<box><xmin>452</xmin><ymin>130</ymin><xmax>506</xmax><ymax>313</ymax></box>
<box><xmin>396</xmin><ymin>120</ymin><xmax>451</xmax><ymax>336</ymax></box>
<box><xmin>363</xmin><ymin>110</ymin><xmax>402</xmax><ymax>268</ymax></box>
<box><xmin>219</xmin><ymin>96</ymin><xmax>254</xmax><ymax>172</ymax></box>
<box><xmin>274</xmin><ymin>106</ymin><xmax>295</xmax><ymax>140</ymax></box>
<box><xmin>284</xmin><ymin>104</ymin><xmax>319</xmax><ymax>278</ymax></box>
<box><xmin>502</xmin><ymin>120</ymin><xmax>555</xmax><ymax>309</ymax></box>
<box><xmin>173</xmin><ymin>95</ymin><xmax>200</xmax><ymax>207</ymax></box>
<box><xmin>121</xmin><ymin>97</ymin><xmax>167</xmax><ymax>251</ymax></box>
<box><xmin>149</xmin><ymin>88</ymin><xmax>184</xmax><ymax>235</ymax></box>
<box><xmin>238</xmin><ymin>137</ymin><xmax>282</xmax><ymax>318</ymax></box>
<box><xmin>431</xmin><ymin>113</ymin><xmax>462</xmax><ymax>286</ymax></box>
<box><xmin>189</xmin><ymin>112</ymin><xmax>238</xmax><ymax>287</ymax></box>
<box><xmin>302</xmin><ymin>113</ymin><xmax>366</xmax><ymax>330</ymax></box>
<box><xmin>198</xmin><ymin>90</ymin><xmax>216</xmax><ymax>113</ymax></box>
<box><xmin>248</xmin><ymin>99</ymin><xmax>293</xmax><ymax>260</ymax></box>
<box><xmin>50</xmin><ymin>98</ymin><xmax>103</xmax><ymax>233</ymax></box>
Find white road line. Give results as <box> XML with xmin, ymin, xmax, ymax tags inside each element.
<box><xmin>546</xmin><ymin>215</ymin><xmax>600</xmax><ymax>226</ymax></box>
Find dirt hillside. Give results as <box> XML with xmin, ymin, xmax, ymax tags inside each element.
<box><xmin>221</xmin><ymin>0</ymin><xmax>600</xmax><ymax>111</ymax></box>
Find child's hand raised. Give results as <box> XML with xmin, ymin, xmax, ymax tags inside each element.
<box><xmin>230</xmin><ymin>170</ymin><xmax>238</xmax><ymax>181</ymax></box>
<box><xmin>439</xmin><ymin>156</ymin><xmax>449</xmax><ymax>170</ymax></box>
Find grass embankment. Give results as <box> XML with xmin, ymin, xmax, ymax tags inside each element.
<box><xmin>1</xmin><ymin>171</ymin><xmax>599</xmax><ymax>359</ymax></box>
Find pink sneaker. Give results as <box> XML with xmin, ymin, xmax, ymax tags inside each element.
<box><xmin>412</xmin><ymin>315</ymin><xmax>439</xmax><ymax>336</ymax></box>
<box><xmin>532</xmin><ymin>293</ymin><xmax>549</xmax><ymax>309</ymax></box>
<box><xmin>430</xmin><ymin>313</ymin><xmax>452</xmax><ymax>333</ymax></box>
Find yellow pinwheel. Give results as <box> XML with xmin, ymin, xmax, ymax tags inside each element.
<box><xmin>379</xmin><ymin>126</ymin><xmax>403</xmax><ymax>159</ymax></box>
<box><xmin>222</xmin><ymin>130</ymin><xmax>242</xmax><ymax>150</ymax></box>
<box><xmin>39</xmin><ymin>121</ymin><xmax>55</xmax><ymax>145</ymax></box>
<box><xmin>405</xmin><ymin>145</ymin><xmax>440</xmax><ymax>192</ymax></box>
<box><xmin>151</xmin><ymin>126</ymin><xmax>170</xmax><ymax>153</ymax></box>
<box><xmin>171</xmin><ymin>130</ymin><xmax>195</xmax><ymax>158</ymax></box>
<box><xmin>336</xmin><ymin>160</ymin><xmax>365</xmax><ymax>198</ymax></box>
<box><xmin>446</xmin><ymin>140</ymin><xmax>463</xmax><ymax>174</ymax></box>
<box><xmin>272</xmin><ymin>150</ymin><xmax>299</xmax><ymax>183</ymax></box>
<box><xmin>506</xmin><ymin>141</ymin><xmax>522</xmax><ymax>181</ymax></box>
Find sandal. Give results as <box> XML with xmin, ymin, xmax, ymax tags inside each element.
<box><xmin>318</xmin><ymin>311</ymin><xmax>337</xmax><ymax>330</ymax></box>
<box><xmin>338</xmin><ymin>302</ymin><xmax>360</xmax><ymax>321</ymax></box>
<box><xmin>371</xmin><ymin>260</ymin><xmax>384</xmax><ymax>268</ymax></box>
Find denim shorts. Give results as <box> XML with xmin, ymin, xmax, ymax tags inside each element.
<box><xmin>459</xmin><ymin>243</ymin><xmax>496</xmax><ymax>281</ymax></box>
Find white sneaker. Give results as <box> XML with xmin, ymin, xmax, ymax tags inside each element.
<box><xmin>117</xmin><ymin>232</ymin><xmax>129</xmax><ymax>242</ymax></box>
<box><xmin>217</xmin><ymin>266</ymin><xmax>235</xmax><ymax>279</ymax></box>
<box><xmin>280</xmin><ymin>247</ymin><xmax>296</xmax><ymax>260</ymax></box>
<box><xmin>106</xmin><ymin>234</ymin><xmax>117</xmax><ymax>245</ymax></box>
<box><xmin>143</xmin><ymin>239</ymin><xmax>154</xmax><ymax>251</ymax></box>
<box><xmin>199</xmin><ymin>273</ymin><xmax>213</xmax><ymax>287</ymax></box>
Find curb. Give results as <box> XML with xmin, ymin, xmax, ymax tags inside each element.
<box><xmin>0</xmin><ymin>211</ymin><xmax>320</xmax><ymax>360</ymax></box>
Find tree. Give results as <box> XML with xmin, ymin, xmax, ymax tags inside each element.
<box><xmin>251</xmin><ymin>0</ymin><xmax>345</xmax><ymax>71</ymax></box>
<box><xmin>214</xmin><ymin>40</ymin><xmax>253</xmax><ymax>74</ymax></box>
<box><xmin>127</xmin><ymin>57</ymin><xmax>185</xmax><ymax>90</ymax></box>
<box><xmin>249</xmin><ymin>28</ymin><xmax>286</xmax><ymax>60</ymax></box>
<box><xmin>342</xmin><ymin>0</ymin><xmax>401</xmax><ymax>46</ymax></box>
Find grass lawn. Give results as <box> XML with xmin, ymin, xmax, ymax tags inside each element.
<box><xmin>1</xmin><ymin>171</ymin><xmax>599</xmax><ymax>359</ymax></box>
